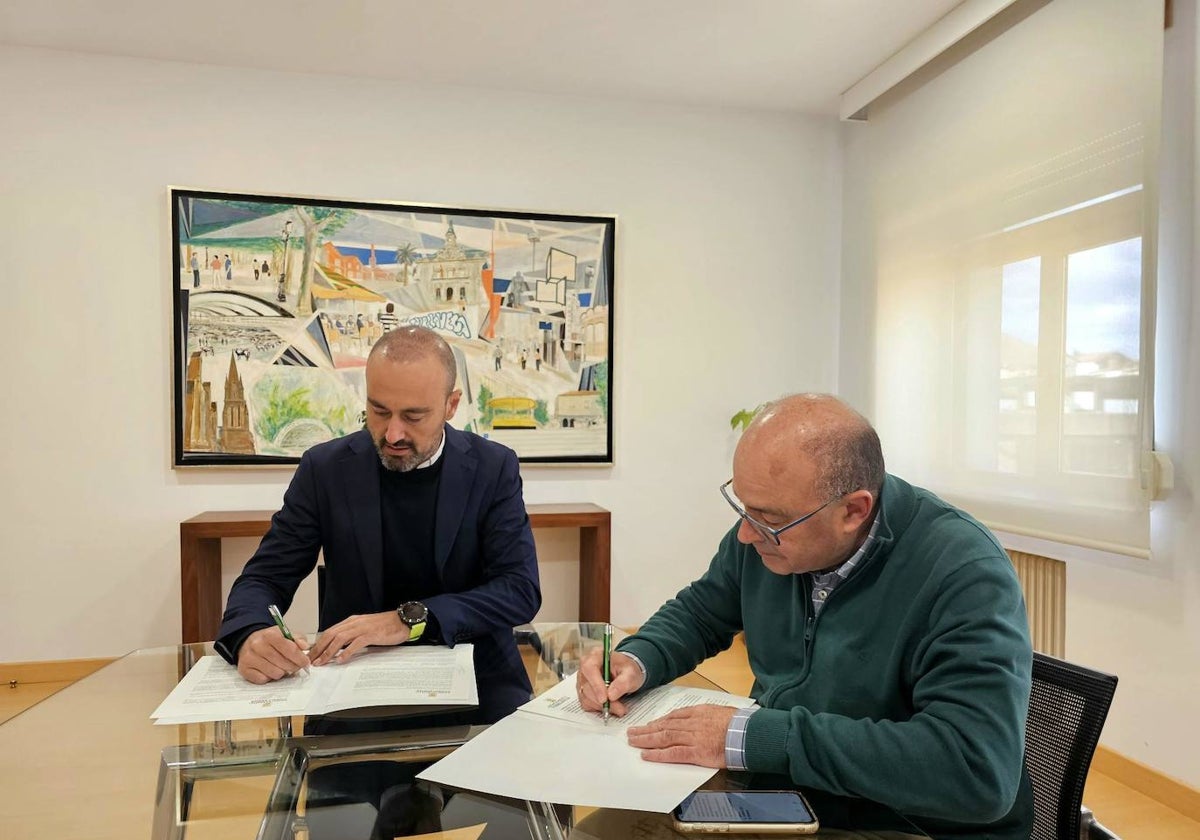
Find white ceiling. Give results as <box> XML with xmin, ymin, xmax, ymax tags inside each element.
<box><xmin>0</xmin><ymin>0</ymin><xmax>964</xmax><ymax>115</ymax></box>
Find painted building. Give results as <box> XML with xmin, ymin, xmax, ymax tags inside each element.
<box><xmin>219</xmin><ymin>353</ymin><xmax>255</xmax><ymax>454</ymax></box>
<box><xmin>184</xmin><ymin>350</ymin><xmax>256</xmax><ymax>455</ymax></box>
<box><xmin>412</xmin><ymin>222</ymin><xmax>487</xmax><ymax>305</ymax></box>
<box><xmin>555</xmin><ymin>390</ymin><xmax>603</xmax><ymax>428</ymax></box>
<box><xmin>320</xmin><ymin>241</ymin><xmax>366</xmax><ymax>280</ymax></box>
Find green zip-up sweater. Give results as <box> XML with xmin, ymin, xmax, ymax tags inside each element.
<box><xmin>619</xmin><ymin>474</ymin><xmax>1033</xmax><ymax>840</ymax></box>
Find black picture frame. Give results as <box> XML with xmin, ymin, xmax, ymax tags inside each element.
<box><xmin>171</xmin><ymin>188</ymin><xmax>615</xmax><ymax>467</ymax></box>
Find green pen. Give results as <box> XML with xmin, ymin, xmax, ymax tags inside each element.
<box><xmin>602</xmin><ymin>622</ymin><xmax>612</xmax><ymax>724</ymax></box>
<box><xmin>268</xmin><ymin>604</ymin><xmax>310</xmax><ymax>675</ymax></box>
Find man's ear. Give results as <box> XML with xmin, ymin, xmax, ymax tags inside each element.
<box><xmin>445</xmin><ymin>389</ymin><xmax>463</xmax><ymax>421</ymax></box>
<box><xmin>840</xmin><ymin>490</ymin><xmax>875</xmax><ymax>533</ymax></box>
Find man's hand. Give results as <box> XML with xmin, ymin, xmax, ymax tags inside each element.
<box><xmin>575</xmin><ymin>647</ymin><xmax>645</xmax><ymax>717</ymax></box>
<box><xmin>237</xmin><ymin>626</ymin><xmax>311</xmax><ymax>684</ymax></box>
<box><xmin>307</xmin><ymin>611</ymin><xmax>410</xmax><ymax>665</ymax></box>
<box><xmin>626</xmin><ymin>704</ymin><xmax>738</xmax><ymax>768</ymax></box>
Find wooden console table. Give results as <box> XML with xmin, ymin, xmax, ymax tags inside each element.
<box><xmin>179</xmin><ymin>504</ymin><xmax>611</xmax><ymax>643</ymax></box>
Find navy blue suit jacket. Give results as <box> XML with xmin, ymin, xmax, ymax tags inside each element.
<box><xmin>216</xmin><ymin>425</ymin><xmax>541</xmax><ymax>723</ymax></box>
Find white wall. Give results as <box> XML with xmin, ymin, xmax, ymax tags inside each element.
<box><xmin>838</xmin><ymin>4</ymin><xmax>1200</xmax><ymax>790</ymax></box>
<box><xmin>0</xmin><ymin>46</ymin><xmax>842</xmax><ymax>662</ymax></box>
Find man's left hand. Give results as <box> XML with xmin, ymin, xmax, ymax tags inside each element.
<box><xmin>626</xmin><ymin>704</ymin><xmax>738</xmax><ymax>768</ymax></box>
<box><xmin>308</xmin><ymin>611</ymin><xmax>410</xmax><ymax>665</ymax></box>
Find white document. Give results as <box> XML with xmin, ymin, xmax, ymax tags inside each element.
<box><xmin>151</xmin><ymin>645</ymin><xmax>477</xmax><ymax>724</ymax></box>
<box><xmin>417</xmin><ymin>678</ymin><xmax>755</xmax><ymax>812</ymax></box>
<box><xmin>519</xmin><ymin>677</ymin><xmax>752</xmax><ymax>733</ymax></box>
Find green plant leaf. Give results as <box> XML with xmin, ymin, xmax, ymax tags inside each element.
<box><xmin>730</xmin><ymin>404</ymin><xmax>765</xmax><ymax>432</ymax></box>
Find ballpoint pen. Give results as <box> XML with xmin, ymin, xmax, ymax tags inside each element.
<box><xmin>602</xmin><ymin>622</ymin><xmax>612</xmax><ymax>725</ymax></box>
<box><xmin>268</xmin><ymin>604</ymin><xmax>310</xmax><ymax>675</ymax></box>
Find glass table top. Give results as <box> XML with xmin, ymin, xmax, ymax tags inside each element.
<box><xmin>0</xmin><ymin>623</ymin><xmax>926</xmax><ymax>839</ymax></box>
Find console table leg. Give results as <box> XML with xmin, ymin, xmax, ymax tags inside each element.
<box><xmin>181</xmin><ymin>535</ymin><xmax>222</xmax><ymax>644</ymax></box>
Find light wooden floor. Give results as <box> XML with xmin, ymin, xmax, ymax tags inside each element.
<box><xmin>692</xmin><ymin>635</ymin><xmax>1200</xmax><ymax>840</ymax></box>
<box><xmin>5</xmin><ymin>644</ymin><xmax>1198</xmax><ymax>838</ymax></box>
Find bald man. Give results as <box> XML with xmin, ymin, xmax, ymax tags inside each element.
<box><xmin>578</xmin><ymin>394</ymin><xmax>1033</xmax><ymax>840</ymax></box>
<box><xmin>217</xmin><ymin>326</ymin><xmax>541</xmax><ymax>728</ymax></box>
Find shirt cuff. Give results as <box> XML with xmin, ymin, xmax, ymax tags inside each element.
<box><xmin>622</xmin><ymin>651</ymin><xmax>648</xmax><ymax>689</ymax></box>
<box><xmin>724</xmin><ymin>706</ymin><xmax>759</xmax><ymax>771</ymax></box>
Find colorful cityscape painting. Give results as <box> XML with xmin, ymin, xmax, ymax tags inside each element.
<box><xmin>171</xmin><ymin>189</ymin><xmax>614</xmax><ymax>466</ymax></box>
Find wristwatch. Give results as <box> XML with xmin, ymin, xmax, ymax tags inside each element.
<box><xmin>397</xmin><ymin>601</ymin><xmax>428</xmax><ymax>642</ymax></box>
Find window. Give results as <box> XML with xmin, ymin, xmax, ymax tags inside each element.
<box><xmin>953</xmin><ymin>190</ymin><xmax>1147</xmax><ymax>527</ymax></box>
<box><xmin>850</xmin><ymin>0</ymin><xmax>1162</xmax><ymax>556</ymax></box>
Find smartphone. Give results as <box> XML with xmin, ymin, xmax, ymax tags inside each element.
<box><xmin>671</xmin><ymin>790</ymin><xmax>819</xmax><ymax>834</ymax></box>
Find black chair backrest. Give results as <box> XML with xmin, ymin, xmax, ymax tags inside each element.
<box><xmin>1025</xmin><ymin>652</ymin><xmax>1118</xmax><ymax>840</ymax></box>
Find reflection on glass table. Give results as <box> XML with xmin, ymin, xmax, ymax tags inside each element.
<box><xmin>0</xmin><ymin>623</ymin><xmax>927</xmax><ymax>839</ymax></box>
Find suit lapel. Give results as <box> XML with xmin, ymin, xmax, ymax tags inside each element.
<box><xmin>342</xmin><ymin>431</ymin><xmax>384</xmax><ymax>610</ymax></box>
<box><xmin>434</xmin><ymin>426</ymin><xmax>477</xmax><ymax>577</ymax></box>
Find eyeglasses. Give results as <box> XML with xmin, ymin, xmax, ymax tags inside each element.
<box><xmin>719</xmin><ymin>479</ymin><xmax>841</xmax><ymax>545</ymax></box>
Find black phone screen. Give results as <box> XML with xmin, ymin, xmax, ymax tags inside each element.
<box><xmin>673</xmin><ymin>791</ymin><xmax>814</xmax><ymax>824</ymax></box>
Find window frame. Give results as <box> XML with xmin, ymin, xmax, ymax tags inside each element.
<box><xmin>943</xmin><ymin>188</ymin><xmax>1151</xmax><ymax>511</ymax></box>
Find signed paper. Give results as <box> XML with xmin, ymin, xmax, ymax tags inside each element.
<box><xmin>520</xmin><ymin>677</ymin><xmax>753</xmax><ymax>733</ymax></box>
<box><xmin>151</xmin><ymin>645</ymin><xmax>477</xmax><ymax>724</ymax></box>
<box><xmin>418</xmin><ymin>678</ymin><xmax>754</xmax><ymax>812</ymax></box>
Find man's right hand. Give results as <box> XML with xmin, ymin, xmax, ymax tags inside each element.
<box><xmin>236</xmin><ymin>627</ymin><xmax>311</xmax><ymax>684</ymax></box>
<box><xmin>576</xmin><ymin>647</ymin><xmax>646</xmax><ymax>717</ymax></box>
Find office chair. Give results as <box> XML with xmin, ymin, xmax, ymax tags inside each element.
<box><xmin>1025</xmin><ymin>652</ymin><xmax>1119</xmax><ymax>840</ymax></box>
<box><xmin>1079</xmin><ymin>806</ymin><xmax>1120</xmax><ymax>840</ymax></box>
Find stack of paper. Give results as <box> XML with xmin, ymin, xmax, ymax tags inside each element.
<box><xmin>417</xmin><ymin>677</ymin><xmax>755</xmax><ymax>812</ymax></box>
<box><xmin>151</xmin><ymin>644</ymin><xmax>477</xmax><ymax>724</ymax></box>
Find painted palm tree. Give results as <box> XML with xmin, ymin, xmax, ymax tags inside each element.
<box><xmin>396</xmin><ymin>243</ymin><xmax>417</xmax><ymax>285</ymax></box>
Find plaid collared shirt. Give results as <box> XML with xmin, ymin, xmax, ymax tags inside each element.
<box><xmin>808</xmin><ymin>513</ymin><xmax>879</xmax><ymax>617</ymax></box>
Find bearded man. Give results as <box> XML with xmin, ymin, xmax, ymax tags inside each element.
<box><xmin>217</xmin><ymin>326</ymin><xmax>540</xmax><ymax>726</ymax></box>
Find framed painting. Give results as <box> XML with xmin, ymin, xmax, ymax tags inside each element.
<box><xmin>171</xmin><ymin>188</ymin><xmax>615</xmax><ymax>467</ymax></box>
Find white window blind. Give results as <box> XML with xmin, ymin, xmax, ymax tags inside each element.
<box><xmin>851</xmin><ymin>0</ymin><xmax>1163</xmax><ymax>556</ymax></box>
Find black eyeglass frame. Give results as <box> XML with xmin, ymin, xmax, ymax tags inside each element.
<box><xmin>719</xmin><ymin>479</ymin><xmax>842</xmax><ymax>545</ymax></box>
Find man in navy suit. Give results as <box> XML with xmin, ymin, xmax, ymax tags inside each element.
<box><xmin>216</xmin><ymin>325</ymin><xmax>541</xmax><ymax>725</ymax></box>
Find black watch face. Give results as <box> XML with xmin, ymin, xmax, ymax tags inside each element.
<box><xmin>399</xmin><ymin>602</ymin><xmax>427</xmax><ymax>624</ymax></box>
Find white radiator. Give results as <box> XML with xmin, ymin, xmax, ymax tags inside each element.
<box><xmin>1007</xmin><ymin>550</ymin><xmax>1066</xmax><ymax>658</ymax></box>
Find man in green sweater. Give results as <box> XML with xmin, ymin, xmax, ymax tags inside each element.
<box><xmin>577</xmin><ymin>394</ymin><xmax>1033</xmax><ymax>839</ymax></box>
